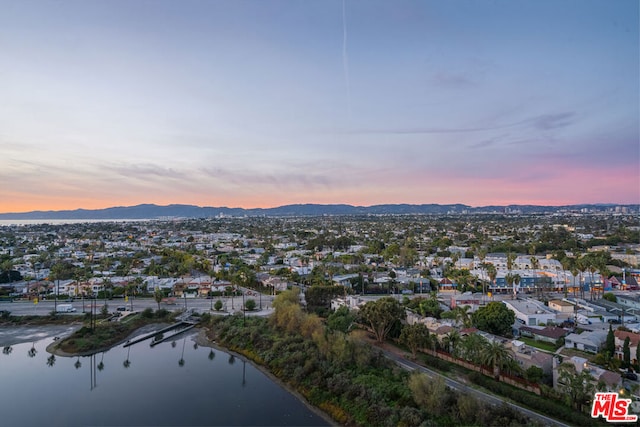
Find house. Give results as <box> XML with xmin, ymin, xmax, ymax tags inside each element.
<box><xmin>332</xmin><ymin>273</ymin><xmax>359</xmax><ymax>287</ymax></box>
<box><xmin>564</xmin><ymin>330</ymin><xmax>608</xmax><ymax>353</ymax></box>
<box><xmin>553</xmin><ymin>356</ymin><xmax>622</xmax><ymax>392</ymax></box>
<box><xmin>438</xmin><ymin>278</ymin><xmax>457</xmax><ymax>292</ymax></box>
<box><xmin>548</xmin><ymin>299</ymin><xmax>574</xmax><ymax>314</ymax></box>
<box><xmin>503</xmin><ymin>299</ymin><xmax>557</xmax><ymax>326</ymax></box>
<box><xmin>519</xmin><ymin>325</ymin><xmax>568</xmax><ymax>344</ymax></box>
<box><xmin>508</xmin><ymin>340</ymin><xmax>554</xmax><ymax>376</ymax></box>
<box><xmin>449</xmin><ymin>292</ymin><xmax>485</xmax><ymax>311</ymax></box>
<box><xmin>613</xmin><ymin>330</ymin><xmax>640</xmax><ymax>365</ymax></box>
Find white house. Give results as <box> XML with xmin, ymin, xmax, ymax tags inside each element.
<box><xmin>564</xmin><ymin>330</ymin><xmax>608</xmax><ymax>353</ymax></box>
<box><xmin>503</xmin><ymin>299</ymin><xmax>557</xmax><ymax>326</ymax></box>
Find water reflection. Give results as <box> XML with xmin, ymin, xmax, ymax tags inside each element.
<box><xmin>123</xmin><ymin>346</ymin><xmax>131</xmax><ymax>368</ymax></box>
<box><xmin>0</xmin><ymin>329</ymin><xmax>329</xmax><ymax>427</ymax></box>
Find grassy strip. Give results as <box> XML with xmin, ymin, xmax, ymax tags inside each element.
<box><xmin>518</xmin><ymin>336</ymin><xmax>558</xmax><ymax>352</ymax></box>
<box><xmin>56</xmin><ymin>309</ymin><xmax>176</xmax><ymax>354</ymax></box>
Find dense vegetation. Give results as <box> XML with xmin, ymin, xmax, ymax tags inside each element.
<box><xmin>207</xmin><ymin>290</ymin><xmax>535</xmax><ymax>427</ymax></box>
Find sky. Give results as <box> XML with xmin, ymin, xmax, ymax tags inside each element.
<box><xmin>1</xmin><ymin>0</ymin><xmax>638</xmax><ymax>213</ymax></box>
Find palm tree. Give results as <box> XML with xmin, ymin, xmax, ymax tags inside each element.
<box><xmin>482</xmin><ymin>340</ymin><xmax>513</xmax><ymax>379</ymax></box>
<box><xmin>460</xmin><ymin>333</ymin><xmax>488</xmax><ymax>365</ymax></box>
<box><xmin>208</xmin><ymin>349</ymin><xmax>216</xmax><ymax>361</ymax></box>
<box><xmin>2</xmin><ymin>346</ymin><xmax>12</xmax><ymax>355</ymax></box>
<box><xmin>512</xmin><ymin>273</ymin><xmax>521</xmax><ymax>299</ymax></box>
<box><xmin>452</xmin><ymin>305</ymin><xmax>472</xmax><ymax>328</ymax></box>
<box><xmin>27</xmin><ymin>344</ymin><xmax>37</xmax><ymax>358</ymax></box>
<box><xmin>486</xmin><ymin>263</ymin><xmax>497</xmax><ymax>299</ymax></box>
<box><xmin>560</xmin><ymin>256</ymin><xmax>572</xmax><ymax>298</ymax></box>
<box><xmin>530</xmin><ymin>256</ymin><xmax>540</xmax><ymax>297</ymax></box>
<box><xmin>576</xmin><ymin>255</ymin><xmax>587</xmax><ymax>299</ymax></box>
<box><xmin>74</xmin><ymin>357</ymin><xmax>82</xmax><ymax>369</ymax></box>
<box><xmin>442</xmin><ymin>330</ymin><xmax>462</xmax><ymax>357</ymax></box>
<box><xmin>505</xmin><ymin>273</ymin><xmax>515</xmax><ymax>298</ymax></box>
<box><xmin>154</xmin><ymin>287</ymin><xmax>164</xmax><ymax>310</ymax></box>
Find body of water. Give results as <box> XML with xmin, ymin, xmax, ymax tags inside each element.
<box><xmin>0</xmin><ymin>326</ymin><xmax>329</xmax><ymax>427</ymax></box>
<box><xmin>0</xmin><ymin>219</ymin><xmax>154</xmax><ymax>226</ymax></box>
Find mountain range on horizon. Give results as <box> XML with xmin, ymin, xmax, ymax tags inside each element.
<box><xmin>0</xmin><ymin>202</ymin><xmax>637</xmax><ymax>220</ymax></box>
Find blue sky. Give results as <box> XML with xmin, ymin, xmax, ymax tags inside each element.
<box><xmin>1</xmin><ymin>0</ymin><xmax>638</xmax><ymax>212</ymax></box>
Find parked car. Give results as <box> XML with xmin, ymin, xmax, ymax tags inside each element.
<box><xmin>623</xmin><ymin>372</ymin><xmax>638</xmax><ymax>381</ymax></box>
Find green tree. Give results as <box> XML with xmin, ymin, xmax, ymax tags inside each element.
<box><xmin>623</xmin><ymin>336</ymin><xmax>631</xmax><ymax>367</ymax></box>
<box><xmin>245</xmin><ymin>298</ymin><xmax>256</xmax><ymax>311</ymax></box>
<box><xmin>399</xmin><ymin>323</ymin><xmax>430</xmax><ymax>358</ymax></box>
<box><xmin>459</xmin><ymin>333</ymin><xmax>487</xmax><ymax>364</ymax></box>
<box><xmin>326</xmin><ymin>306</ymin><xmax>355</xmax><ymax>334</ymax></box>
<box><xmin>472</xmin><ymin>302</ymin><xmax>515</xmax><ymax>337</ymax></box>
<box><xmin>482</xmin><ymin>340</ymin><xmax>513</xmax><ymax>379</ymax></box>
<box><xmin>359</xmin><ymin>297</ymin><xmax>405</xmax><ymax>343</ymax></box>
<box><xmin>214</xmin><ymin>299</ymin><xmax>223</xmax><ymax>311</ymax></box>
<box><xmin>305</xmin><ymin>285</ymin><xmax>347</xmax><ymax>315</ymax></box>
<box><xmin>602</xmin><ymin>292</ymin><xmax>617</xmax><ymax>303</ymax></box>
<box><xmin>408</xmin><ymin>373</ymin><xmax>448</xmax><ymax>417</ymax></box>
<box><xmin>605</xmin><ymin>325</ymin><xmax>615</xmax><ymax>357</ymax></box>
<box><xmin>524</xmin><ymin>365</ymin><xmax>544</xmax><ymax>383</ymax></box>
<box><xmin>557</xmin><ymin>362</ymin><xmax>595</xmax><ymax>413</ymax></box>
<box><xmin>154</xmin><ymin>287</ymin><xmax>164</xmax><ymax>310</ymax></box>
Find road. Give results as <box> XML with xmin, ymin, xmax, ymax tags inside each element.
<box><xmin>0</xmin><ymin>290</ymin><xmax>276</xmax><ymax>317</ymax></box>
<box><xmin>381</xmin><ymin>348</ymin><xmax>571</xmax><ymax>427</ymax></box>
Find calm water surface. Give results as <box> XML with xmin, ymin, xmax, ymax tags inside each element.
<box><xmin>0</xmin><ymin>326</ymin><xmax>328</xmax><ymax>427</ymax></box>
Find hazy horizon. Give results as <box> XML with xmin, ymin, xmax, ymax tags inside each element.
<box><xmin>1</xmin><ymin>199</ymin><xmax>637</xmax><ymax>216</ymax></box>
<box><xmin>2</xmin><ymin>0</ymin><xmax>638</xmax><ymax>212</ymax></box>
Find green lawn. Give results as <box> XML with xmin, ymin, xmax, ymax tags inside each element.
<box><xmin>518</xmin><ymin>336</ymin><xmax>557</xmax><ymax>352</ymax></box>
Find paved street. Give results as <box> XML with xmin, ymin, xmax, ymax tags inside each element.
<box><xmin>380</xmin><ymin>345</ymin><xmax>571</xmax><ymax>427</ymax></box>
<box><xmin>0</xmin><ymin>290</ymin><xmax>276</xmax><ymax>318</ymax></box>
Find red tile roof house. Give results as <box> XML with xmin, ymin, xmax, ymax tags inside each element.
<box><xmin>614</xmin><ymin>330</ymin><xmax>640</xmax><ymax>365</ymax></box>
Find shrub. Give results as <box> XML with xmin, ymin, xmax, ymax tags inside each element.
<box><xmin>245</xmin><ymin>298</ymin><xmax>256</xmax><ymax>311</ymax></box>
<box><xmin>141</xmin><ymin>308</ymin><xmax>154</xmax><ymax>318</ymax></box>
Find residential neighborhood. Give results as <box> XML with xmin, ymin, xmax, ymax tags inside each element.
<box><xmin>1</xmin><ymin>209</ymin><xmax>639</xmax><ymax>421</ymax></box>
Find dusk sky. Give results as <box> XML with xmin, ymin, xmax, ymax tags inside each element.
<box><xmin>1</xmin><ymin>0</ymin><xmax>638</xmax><ymax>213</ymax></box>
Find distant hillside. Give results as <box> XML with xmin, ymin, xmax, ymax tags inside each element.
<box><xmin>0</xmin><ymin>203</ymin><xmax>637</xmax><ymax>220</ymax></box>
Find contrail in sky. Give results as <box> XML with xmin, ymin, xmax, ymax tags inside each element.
<box><xmin>342</xmin><ymin>0</ymin><xmax>352</xmax><ymax>123</ymax></box>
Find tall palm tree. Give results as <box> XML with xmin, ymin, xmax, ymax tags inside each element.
<box><xmin>486</xmin><ymin>263</ymin><xmax>497</xmax><ymax>299</ymax></box>
<box><xmin>530</xmin><ymin>256</ymin><xmax>540</xmax><ymax>297</ymax></box>
<box><xmin>512</xmin><ymin>273</ymin><xmax>521</xmax><ymax>299</ymax></box>
<box><xmin>560</xmin><ymin>256</ymin><xmax>572</xmax><ymax>298</ymax></box>
<box><xmin>576</xmin><ymin>254</ymin><xmax>587</xmax><ymax>299</ymax></box>
<box><xmin>505</xmin><ymin>273</ymin><xmax>515</xmax><ymax>299</ymax></box>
